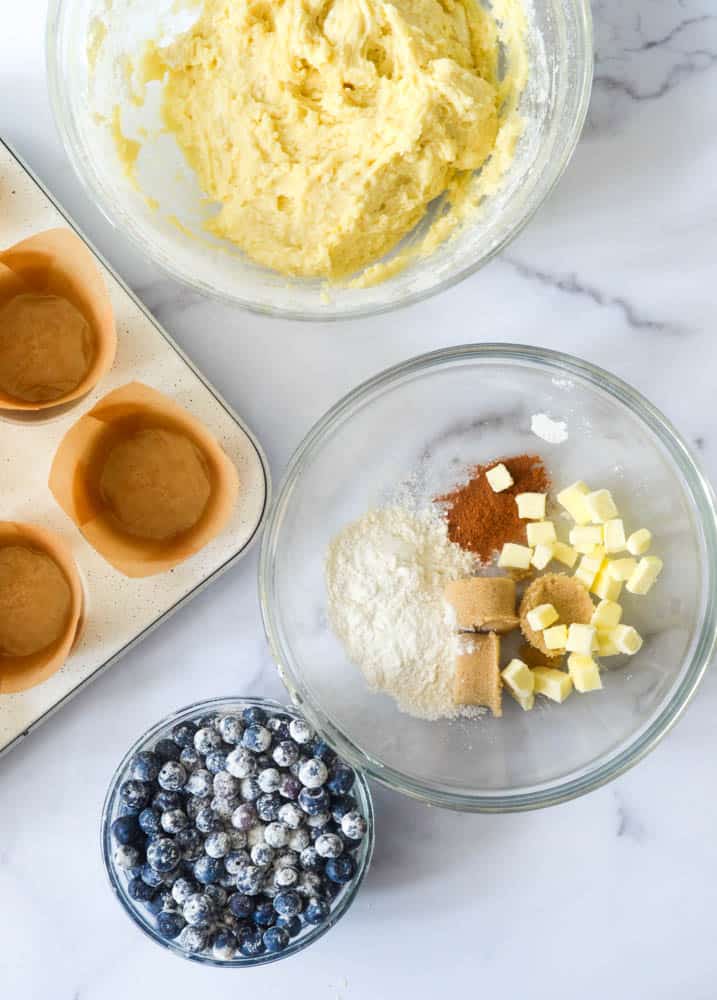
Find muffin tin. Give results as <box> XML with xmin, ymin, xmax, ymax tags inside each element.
<box><xmin>0</xmin><ymin>138</ymin><xmax>270</xmax><ymax>756</ymax></box>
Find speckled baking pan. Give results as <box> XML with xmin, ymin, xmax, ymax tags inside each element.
<box><xmin>0</xmin><ymin>138</ymin><xmax>270</xmax><ymax>757</ymax></box>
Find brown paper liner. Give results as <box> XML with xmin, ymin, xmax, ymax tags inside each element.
<box><xmin>49</xmin><ymin>381</ymin><xmax>240</xmax><ymax>577</ymax></box>
<box><xmin>0</xmin><ymin>227</ymin><xmax>116</xmax><ymax>410</ymax></box>
<box><xmin>0</xmin><ymin>522</ymin><xmax>84</xmax><ymax>694</ymax></box>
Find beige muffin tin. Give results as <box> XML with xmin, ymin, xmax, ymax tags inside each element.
<box><xmin>0</xmin><ymin>138</ymin><xmax>270</xmax><ymax>756</ymax></box>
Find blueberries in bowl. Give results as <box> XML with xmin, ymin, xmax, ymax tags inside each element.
<box><xmin>105</xmin><ymin>700</ymin><xmax>372</xmax><ymax>964</ymax></box>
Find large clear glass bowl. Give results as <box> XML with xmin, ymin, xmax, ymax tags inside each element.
<box><xmin>259</xmin><ymin>345</ymin><xmax>717</xmax><ymax>811</ymax></box>
<box><xmin>100</xmin><ymin>697</ymin><xmax>375</xmax><ymax>967</ymax></box>
<box><xmin>47</xmin><ymin>0</ymin><xmax>592</xmax><ymax>320</ymax></box>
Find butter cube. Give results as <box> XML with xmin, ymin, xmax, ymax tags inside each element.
<box><xmin>508</xmin><ymin>688</ymin><xmax>535</xmax><ymax>711</ymax></box>
<box><xmin>531</xmin><ymin>544</ymin><xmax>555</xmax><ymax>571</ymax></box>
<box><xmin>567</xmin><ymin>654</ymin><xmax>603</xmax><ymax>693</ymax></box>
<box><xmin>626</xmin><ymin>556</ymin><xmax>663</xmax><ymax>595</ymax></box>
<box><xmin>527</xmin><ymin>521</ymin><xmax>557</xmax><ymax>547</ymax></box>
<box><xmin>486</xmin><ymin>463</ymin><xmax>514</xmax><ymax>493</ymax></box>
<box><xmin>596</xmin><ymin>630</ymin><xmax>620</xmax><ymax>657</ymax></box>
<box><xmin>606</xmin><ymin>557</ymin><xmax>637</xmax><ymax>581</ymax></box>
<box><xmin>526</xmin><ymin>603</ymin><xmax>559</xmax><ymax>631</ymax></box>
<box><xmin>533</xmin><ymin>667</ymin><xmax>573</xmax><ymax>703</ymax></box>
<box><xmin>627</xmin><ymin>528</ymin><xmax>652</xmax><ymax>556</ymax></box>
<box><xmin>569</xmin><ymin>525</ymin><xmax>603</xmax><ymax>553</ymax></box>
<box><xmin>591</xmin><ymin>599</ymin><xmax>622</xmax><ymax>629</ymax></box>
<box><xmin>612</xmin><ymin>624</ymin><xmax>643</xmax><ymax>655</ymax></box>
<box><xmin>552</xmin><ymin>542</ymin><xmax>578</xmax><ymax>568</ymax></box>
<box><xmin>498</xmin><ymin>543</ymin><xmax>532</xmax><ymax>570</ymax></box>
<box><xmin>557</xmin><ymin>481</ymin><xmax>592</xmax><ymax>525</ymax></box>
<box><xmin>575</xmin><ymin>554</ymin><xmax>603</xmax><ymax>590</ymax></box>
<box><xmin>516</xmin><ymin>493</ymin><xmax>546</xmax><ymax>520</ymax></box>
<box><xmin>584</xmin><ymin>489</ymin><xmax>619</xmax><ymax>524</ymax></box>
<box><xmin>543</xmin><ymin>624</ymin><xmax>568</xmax><ymax>650</ymax></box>
<box><xmin>566</xmin><ymin>623</ymin><xmax>596</xmax><ymax>656</ymax></box>
<box><xmin>603</xmin><ymin>519</ymin><xmax>627</xmax><ymax>554</ymax></box>
<box><xmin>501</xmin><ymin>659</ymin><xmax>535</xmax><ymax>697</ymax></box>
<box><xmin>591</xmin><ymin>568</ymin><xmax>623</xmax><ymax>601</ymax></box>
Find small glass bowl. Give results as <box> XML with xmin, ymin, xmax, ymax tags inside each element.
<box><xmin>100</xmin><ymin>696</ymin><xmax>375</xmax><ymax>967</ymax></box>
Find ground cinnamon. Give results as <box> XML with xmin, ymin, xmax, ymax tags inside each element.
<box><xmin>437</xmin><ymin>454</ymin><xmax>550</xmax><ymax>563</ymax></box>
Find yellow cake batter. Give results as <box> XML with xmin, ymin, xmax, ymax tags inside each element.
<box><xmin>135</xmin><ymin>0</ymin><xmax>526</xmax><ymax>281</ymax></box>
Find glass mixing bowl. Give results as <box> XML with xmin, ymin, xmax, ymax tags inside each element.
<box><xmin>47</xmin><ymin>0</ymin><xmax>592</xmax><ymax>320</ymax></box>
<box><xmin>260</xmin><ymin>345</ymin><xmax>717</xmax><ymax>811</ymax></box>
<box><xmin>101</xmin><ymin>697</ymin><xmax>375</xmax><ymax>967</ymax></box>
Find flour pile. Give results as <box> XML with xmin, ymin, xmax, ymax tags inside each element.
<box><xmin>325</xmin><ymin>506</ymin><xmax>476</xmax><ymax>719</ymax></box>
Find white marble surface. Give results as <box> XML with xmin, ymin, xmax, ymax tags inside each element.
<box><xmin>2</xmin><ymin>2</ymin><xmax>717</xmax><ymax>997</ymax></box>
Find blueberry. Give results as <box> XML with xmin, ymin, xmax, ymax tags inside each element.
<box><xmin>195</xmin><ymin>806</ymin><xmax>222</xmax><ymax>834</ymax></box>
<box><xmin>257</xmin><ymin>768</ymin><xmax>281</xmax><ymax>794</ymax></box>
<box><xmin>205</xmin><ymin>750</ymin><xmax>228</xmax><ymax>775</ymax></box>
<box><xmin>277</xmin><ymin>802</ymin><xmax>303</xmax><ymax>830</ymax></box>
<box><xmin>179</xmin><ymin>747</ymin><xmax>202</xmax><ymax>770</ymax></box>
<box><xmin>211</xmin><ymin>928</ymin><xmax>236</xmax><ymax>960</ymax></box>
<box><xmin>251</xmin><ymin>842</ymin><xmax>274</xmax><ymax>867</ymax></box>
<box><xmin>288</xmin><ymin>718</ymin><xmax>313</xmax><ymax>745</ymax></box>
<box><xmin>274</xmin><ymin>866</ymin><xmax>299</xmax><ymax>889</ymax></box>
<box><xmin>237</xmin><ymin>925</ymin><xmax>265</xmax><ymax>957</ymax></box>
<box><xmin>310</xmin><ymin>740</ymin><xmax>337</xmax><ymax>766</ymax></box>
<box><xmin>204</xmin><ymin>884</ymin><xmax>228</xmax><ymax>909</ymax></box>
<box><xmin>273</xmin><ymin>890</ymin><xmax>302</xmax><ymax>918</ymax></box>
<box><xmin>240</xmin><ymin>778</ymin><xmax>262</xmax><ymax>802</ymax></box>
<box><xmin>252</xmin><ymin>899</ymin><xmax>276</xmax><ymax>927</ymax></box>
<box><xmin>340</xmin><ymin>810</ymin><xmax>368</xmax><ymax>841</ymax></box>
<box><xmin>147</xmin><ymin>837</ymin><xmax>180</xmax><ymax>873</ymax></box>
<box><xmin>194</xmin><ymin>727</ymin><xmax>222</xmax><ymax>755</ymax></box>
<box><xmin>242</xmin><ymin>706</ymin><xmax>267</xmax><ymax>727</ymax></box>
<box><xmin>141</xmin><ymin>863</ymin><xmax>166</xmax><ymax>888</ymax></box>
<box><xmin>175</xmin><ymin>828</ymin><xmax>204</xmax><ymax>860</ymax></box>
<box><xmin>327</xmin><ymin>764</ymin><xmax>354</xmax><ymax>796</ymax></box>
<box><xmin>157</xmin><ymin>910</ymin><xmax>185</xmax><ymax>940</ymax></box>
<box><xmin>193</xmin><ymin>856</ymin><xmax>224</xmax><ymax>885</ymax></box>
<box><xmin>262</xmin><ymin>924</ymin><xmax>290</xmax><ymax>954</ymax></box>
<box><xmin>306</xmin><ymin>811</ymin><xmax>332</xmax><ymax>830</ymax></box>
<box><xmin>226</xmin><ymin>747</ymin><xmax>256</xmax><ymax>779</ymax></box>
<box><xmin>299</xmin><ymin>758</ymin><xmax>328</xmax><ymax>789</ymax></box>
<box><xmin>157</xmin><ymin>761</ymin><xmax>186</xmax><ymax>792</ymax></box>
<box><xmin>242</xmin><ymin>725</ymin><xmax>271</xmax><ymax>754</ymax></box>
<box><xmin>315</xmin><ymin>833</ymin><xmax>343</xmax><ymax>859</ymax></box>
<box><xmin>218</xmin><ymin>715</ymin><xmax>243</xmax><ymax>744</ymax></box>
<box><xmin>299</xmin><ymin>847</ymin><xmax>322</xmax><ymax>873</ymax></box>
<box><xmin>185</xmin><ymin>768</ymin><xmax>213</xmax><ymax>798</ymax></box>
<box><xmin>297</xmin><ymin>872</ymin><xmax>326</xmax><ymax>898</ymax></box>
<box><xmin>152</xmin><ymin>790</ymin><xmax>182</xmax><ymax>813</ymax></box>
<box><xmin>303</xmin><ymin>896</ymin><xmax>330</xmax><ymax>925</ymax></box>
<box><xmin>267</xmin><ymin>716</ymin><xmax>291</xmax><ymax>741</ymax></box>
<box><xmin>231</xmin><ymin>803</ymin><xmax>257</xmax><ymax>831</ymax></box>
<box><xmin>180</xmin><ymin>926</ymin><xmax>207</xmax><ymax>953</ymax></box>
<box><xmin>325</xmin><ymin>855</ymin><xmax>356</xmax><ymax>885</ymax></box>
<box><xmin>213</xmin><ymin>771</ymin><xmax>239</xmax><ymax>798</ymax></box>
<box><xmin>197</xmin><ymin>712</ymin><xmax>220</xmax><ymax>730</ymax></box>
<box><xmin>330</xmin><ymin>794</ymin><xmax>357</xmax><ymax>823</ymax></box>
<box><xmin>264</xmin><ymin>822</ymin><xmax>290</xmax><ymax>849</ymax></box>
<box><xmin>170</xmin><ymin>720</ymin><xmax>197</xmax><ymax>748</ymax></box>
<box><xmin>204</xmin><ymin>831</ymin><xmax>231</xmax><ymax>859</ymax></box>
<box><xmin>256</xmin><ymin>793</ymin><xmax>281</xmax><ymax>822</ymax></box>
<box><xmin>185</xmin><ymin>797</ymin><xmax>203</xmax><ymax>821</ymax></box>
<box><xmin>236</xmin><ymin>865</ymin><xmax>265</xmax><ymax>896</ymax></box>
<box><xmin>129</xmin><ymin>751</ymin><xmax>160</xmax><ymax>783</ymax></box>
<box><xmin>211</xmin><ymin>795</ymin><xmax>239</xmax><ymax>820</ymax></box>
<box><xmin>225</xmin><ymin>850</ymin><xmax>250</xmax><ymax>875</ymax></box>
<box><xmin>161</xmin><ymin>809</ymin><xmax>189</xmax><ymax>835</ymax></box>
<box><xmin>288</xmin><ymin>828</ymin><xmax>311</xmax><ymax>852</ymax></box>
<box><xmin>171</xmin><ymin>877</ymin><xmax>198</xmax><ymax>906</ymax></box>
<box><xmin>324</xmin><ymin>879</ymin><xmax>342</xmax><ymax>901</ymax></box>
<box><xmin>228</xmin><ymin>893</ymin><xmax>255</xmax><ymax>919</ymax></box>
<box><xmin>228</xmin><ymin>829</ymin><xmax>248</xmax><ymax>850</ymax></box>
<box><xmin>298</xmin><ymin>787</ymin><xmax>329</xmax><ymax>816</ymax></box>
<box><xmin>111</xmin><ymin>814</ymin><xmax>142</xmax><ymax>846</ymax></box>
<box><xmin>272</xmin><ymin>740</ymin><xmax>299</xmax><ymax>769</ymax></box>
<box><xmin>274</xmin><ymin>850</ymin><xmax>299</xmax><ymax>870</ymax></box>
<box><xmin>183</xmin><ymin>893</ymin><xmax>214</xmax><ymax>928</ymax></box>
<box><xmin>278</xmin><ymin>774</ymin><xmax>302</xmax><ymax>800</ymax></box>
<box><xmin>128</xmin><ymin>877</ymin><xmax>155</xmax><ymax>902</ymax></box>
<box><xmin>275</xmin><ymin>913</ymin><xmax>302</xmax><ymax>938</ymax></box>
<box><xmin>154</xmin><ymin>738</ymin><xmax>182</xmax><ymax>763</ymax></box>
<box><xmin>119</xmin><ymin>779</ymin><xmax>151</xmax><ymax>813</ymax></box>
<box><xmin>146</xmin><ymin>889</ymin><xmax>174</xmax><ymax>915</ymax></box>
<box><xmin>113</xmin><ymin>844</ymin><xmax>140</xmax><ymax>869</ymax></box>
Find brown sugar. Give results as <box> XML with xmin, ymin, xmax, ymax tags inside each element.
<box><xmin>437</xmin><ymin>454</ymin><xmax>550</xmax><ymax>563</ymax></box>
<box><xmin>444</xmin><ymin>576</ymin><xmax>518</xmax><ymax>633</ymax></box>
<box><xmin>453</xmin><ymin>633</ymin><xmax>502</xmax><ymax>716</ymax></box>
<box><xmin>519</xmin><ymin>573</ymin><xmax>594</xmax><ymax>658</ymax></box>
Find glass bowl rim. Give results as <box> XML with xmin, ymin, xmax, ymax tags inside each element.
<box><xmin>45</xmin><ymin>0</ymin><xmax>593</xmax><ymax>322</ymax></box>
<box><xmin>100</xmin><ymin>695</ymin><xmax>376</xmax><ymax>968</ymax></box>
<box><xmin>259</xmin><ymin>343</ymin><xmax>717</xmax><ymax>811</ymax></box>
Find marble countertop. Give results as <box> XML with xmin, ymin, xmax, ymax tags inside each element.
<box><xmin>2</xmin><ymin>2</ymin><xmax>716</xmax><ymax>998</ymax></box>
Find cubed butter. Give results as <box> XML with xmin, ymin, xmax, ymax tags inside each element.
<box><xmin>584</xmin><ymin>489</ymin><xmax>619</xmax><ymax>524</ymax></box>
<box><xmin>626</xmin><ymin>556</ymin><xmax>663</xmax><ymax>595</ymax></box>
<box><xmin>611</xmin><ymin>624</ymin><xmax>643</xmax><ymax>655</ymax></box>
<box><xmin>591</xmin><ymin>599</ymin><xmax>623</xmax><ymax>629</ymax></box>
<box><xmin>516</xmin><ymin>493</ymin><xmax>547</xmax><ymax>520</ymax></box>
<box><xmin>627</xmin><ymin>528</ymin><xmax>652</xmax><ymax>556</ymax></box>
<box><xmin>552</xmin><ymin>542</ymin><xmax>578</xmax><ymax>568</ymax></box>
<box><xmin>533</xmin><ymin>667</ymin><xmax>573</xmax><ymax>703</ymax></box>
<box><xmin>486</xmin><ymin>463</ymin><xmax>514</xmax><ymax>493</ymax></box>
<box><xmin>569</xmin><ymin>525</ymin><xmax>603</xmax><ymax>554</ymax></box>
<box><xmin>591</xmin><ymin>568</ymin><xmax>623</xmax><ymax>601</ymax></box>
<box><xmin>498</xmin><ymin>543</ymin><xmax>532</xmax><ymax>570</ymax></box>
<box><xmin>531</xmin><ymin>544</ymin><xmax>555</xmax><ymax>571</ymax></box>
<box><xmin>606</xmin><ymin>557</ymin><xmax>637</xmax><ymax>581</ymax></box>
<box><xmin>557</xmin><ymin>481</ymin><xmax>592</xmax><ymax>525</ymax></box>
<box><xmin>603</xmin><ymin>519</ymin><xmax>627</xmax><ymax>554</ymax></box>
<box><xmin>508</xmin><ymin>687</ymin><xmax>535</xmax><ymax>711</ymax></box>
<box><xmin>527</xmin><ymin>521</ymin><xmax>557</xmax><ymax>547</ymax></box>
<box><xmin>596</xmin><ymin>630</ymin><xmax>620</xmax><ymax>657</ymax></box>
<box><xmin>567</xmin><ymin>654</ymin><xmax>603</xmax><ymax>693</ymax></box>
<box><xmin>526</xmin><ymin>603</ymin><xmax>559</xmax><ymax>631</ymax></box>
<box><xmin>501</xmin><ymin>658</ymin><xmax>535</xmax><ymax>696</ymax></box>
<box><xmin>566</xmin><ymin>623</ymin><xmax>597</xmax><ymax>656</ymax></box>
<box><xmin>543</xmin><ymin>624</ymin><xmax>568</xmax><ymax>650</ymax></box>
<box><xmin>575</xmin><ymin>554</ymin><xmax>604</xmax><ymax>590</ymax></box>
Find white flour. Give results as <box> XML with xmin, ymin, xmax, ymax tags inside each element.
<box><xmin>325</xmin><ymin>506</ymin><xmax>476</xmax><ymax>720</ymax></box>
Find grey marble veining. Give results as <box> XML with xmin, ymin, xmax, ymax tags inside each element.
<box><xmin>1</xmin><ymin>1</ymin><xmax>716</xmax><ymax>998</ymax></box>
